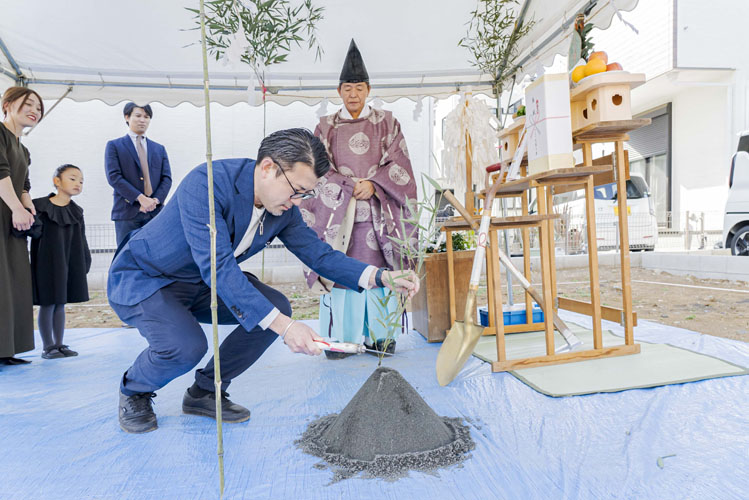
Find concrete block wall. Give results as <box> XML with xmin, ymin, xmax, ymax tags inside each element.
<box><xmin>87</xmin><ymin>250</ymin><xmax>748</xmax><ymax>290</ymax></box>
<box><xmin>639</xmin><ymin>252</ymin><xmax>749</xmax><ymax>283</ymax></box>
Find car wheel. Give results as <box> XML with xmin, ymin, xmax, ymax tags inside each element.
<box><xmin>730</xmin><ymin>226</ymin><xmax>749</xmax><ymax>256</ymax></box>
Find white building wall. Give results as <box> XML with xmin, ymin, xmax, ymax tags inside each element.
<box><xmin>676</xmin><ymin>0</ymin><xmax>749</xmax><ymax>70</ymax></box>
<box><xmin>671</xmin><ymin>85</ymin><xmax>731</xmax><ymax>226</ymax></box>
<box><xmin>584</xmin><ymin>0</ymin><xmax>673</xmax><ymax>160</ymax></box>
<box><xmin>585</xmin><ymin>0</ymin><xmax>745</xmax><ymax>229</ymax></box>
<box><xmin>433</xmin><ymin>0</ymin><xmax>747</xmax><ymax>234</ymax></box>
<box><xmin>676</xmin><ymin>0</ymin><xmax>749</xmax><ymax>152</ymax></box>
<box><xmin>20</xmin><ymin>97</ymin><xmax>431</xmax><ymax>226</ymax></box>
<box><xmin>590</xmin><ymin>0</ymin><xmax>674</xmax><ymax>80</ymax></box>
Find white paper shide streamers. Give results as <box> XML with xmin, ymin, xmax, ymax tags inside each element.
<box><xmin>413</xmin><ymin>96</ymin><xmax>423</xmax><ymax>121</ymax></box>
<box><xmin>220</xmin><ymin>29</ymin><xmax>249</xmax><ymax>68</ymax></box>
<box><xmin>316</xmin><ymin>98</ymin><xmax>329</xmax><ymax>118</ymax></box>
<box><xmin>442</xmin><ymin>93</ymin><xmax>498</xmax><ymax>196</ymax></box>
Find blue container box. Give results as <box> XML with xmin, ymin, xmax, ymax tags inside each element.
<box><xmin>478</xmin><ymin>304</ymin><xmax>544</xmax><ymax>327</ymax></box>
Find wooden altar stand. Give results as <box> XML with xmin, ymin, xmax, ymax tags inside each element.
<box><xmin>447</xmin><ymin>116</ymin><xmax>652</xmax><ymax>370</ymax></box>
<box><xmin>569</xmin><ymin>118</ymin><xmax>652</xmax><ymax>346</ymax></box>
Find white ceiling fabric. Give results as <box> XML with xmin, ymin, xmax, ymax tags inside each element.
<box><xmin>0</xmin><ymin>0</ymin><xmax>638</xmax><ymax>106</ymax></box>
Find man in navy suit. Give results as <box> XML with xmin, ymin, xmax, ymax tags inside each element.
<box><xmin>108</xmin><ymin>128</ymin><xmax>420</xmax><ymax>433</ymax></box>
<box><xmin>105</xmin><ymin>102</ymin><xmax>172</xmax><ymax>246</ymax></box>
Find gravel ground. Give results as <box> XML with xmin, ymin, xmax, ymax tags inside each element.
<box><xmin>50</xmin><ymin>267</ymin><xmax>749</xmax><ymax>343</ymax></box>
<box><xmin>486</xmin><ymin>266</ymin><xmax>749</xmax><ymax>343</ymax></box>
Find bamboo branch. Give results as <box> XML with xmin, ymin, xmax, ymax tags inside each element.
<box><xmin>371</xmin><ymin>176</ymin><xmax>443</xmax><ymax>365</ymax></box>
<box><xmin>199</xmin><ymin>1</ymin><xmax>225</xmax><ymax>496</ymax></box>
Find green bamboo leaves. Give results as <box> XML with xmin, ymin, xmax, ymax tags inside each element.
<box><xmin>188</xmin><ymin>0</ymin><xmax>324</xmax><ymax>80</ymax></box>
<box><xmin>574</xmin><ymin>14</ymin><xmax>595</xmax><ymax>62</ymax></box>
<box><xmin>369</xmin><ymin>175</ymin><xmax>444</xmax><ymax>365</ymax></box>
<box><xmin>458</xmin><ymin>0</ymin><xmax>535</xmax><ymax>95</ymax></box>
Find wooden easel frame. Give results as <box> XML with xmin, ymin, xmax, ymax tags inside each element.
<box><xmin>459</xmin><ymin>118</ymin><xmax>650</xmax><ymax>371</ymax></box>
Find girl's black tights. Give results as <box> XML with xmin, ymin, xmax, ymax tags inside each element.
<box><xmin>38</xmin><ymin>304</ymin><xmax>66</xmax><ymax>350</ymax></box>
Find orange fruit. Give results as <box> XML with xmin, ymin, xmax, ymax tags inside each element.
<box><xmin>589</xmin><ymin>51</ymin><xmax>608</xmax><ymax>64</ymax></box>
<box><xmin>571</xmin><ymin>65</ymin><xmax>587</xmax><ymax>83</ymax></box>
<box><xmin>606</xmin><ymin>62</ymin><xmax>623</xmax><ymax>71</ymax></box>
<box><xmin>584</xmin><ymin>58</ymin><xmax>607</xmax><ymax>77</ymax></box>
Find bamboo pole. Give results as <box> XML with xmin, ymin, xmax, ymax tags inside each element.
<box><xmin>465</xmin><ymin>131</ymin><xmax>474</xmax><ymax>215</ymax></box>
<box><xmin>199</xmin><ymin>1</ymin><xmax>225</xmax><ymax>496</ymax></box>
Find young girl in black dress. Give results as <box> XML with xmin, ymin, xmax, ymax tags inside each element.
<box><xmin>31</xmin><ymin>164</ymin><xmax>91</xmax><ymax>359</ymax></box>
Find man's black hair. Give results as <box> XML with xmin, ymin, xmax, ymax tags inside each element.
<box><xmin>123</xmin><ymin>102</ymin><xmax>153</xmax><ymax>122</ymax></box>
<box><xmin>256</xmin><ymin>128</ymin><xmax>330</xmax><ymax>178</ymax></box>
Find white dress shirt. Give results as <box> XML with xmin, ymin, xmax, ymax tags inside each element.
<box><xmin>127</xmin><ymin>130</ymin><xmax>147</xmax><ymax>155</ymax></box>
<box><xmin>234</xmin><ymin>205</ymin><xmax>266</xmax><ymax>258</ymax></box>
<box><xmin>239</xmin><ymin>204</ymin><xmax>378</xmax><ymax>331</ymax></box>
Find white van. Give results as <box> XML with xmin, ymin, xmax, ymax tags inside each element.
<box><xmin>592</xmin><ymin>173</ymin><xmax>659</xmax><ymax>251</ymax></box>
<box><xmin>722</xmin><ymin>133</ymin><xmax>749</xmax><ymax>256</ymax></box>
<box><xmin>529</xmin><ymin>173</ymin><xmax>658</xmax><ymax>252</ymax></box>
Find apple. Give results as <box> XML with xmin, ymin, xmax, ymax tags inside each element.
<box><xmin>606</xmin><ymin>62</ymin><xmax>623</xmax><ymax>71</ymax></box>
<box><xmin>589</xmin><ymin>51</ymin><xmax>608</xmax><ymax>64</ymax></box>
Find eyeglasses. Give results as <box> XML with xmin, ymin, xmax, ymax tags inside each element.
<box><xmin>273</xmin><ymin>161</ymin><xmax>316</xmax><ymax>200</ymax></box>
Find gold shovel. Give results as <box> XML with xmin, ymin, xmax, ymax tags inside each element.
<box><xmin>436</xmin><ymin>178</ymin><xmax>502</xmax><ymax>387</ymax></box>
<box><xmin>435</xmin><ymin>183</ymin><xmax>583</xmax><ymax>386</ymax></box>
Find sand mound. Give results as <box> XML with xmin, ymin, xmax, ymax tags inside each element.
<box><xmin>297</xmin><ymin>367</ymin><xmax>474</xmax><ymax>480</ymax></box>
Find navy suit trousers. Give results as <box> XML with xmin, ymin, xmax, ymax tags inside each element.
<box><xmin>112</xmin><ymin>272</ymin><xmax>291</xmax><ymax>396</ymax></box>
<box><xmin>114</xmin><ymin>209</ymin><xmax>160</xmax><ymax>247</ymax></box>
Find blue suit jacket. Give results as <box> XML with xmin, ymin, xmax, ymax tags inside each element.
<box><xmin>105</xmin><ymin>135</ymin><xmax>172</xmax><ymax>220</ymax></box>
<box><xmin>107</xmin><ymin>158</ymin><xmax>368</xmax><ymax>332</ymax></box>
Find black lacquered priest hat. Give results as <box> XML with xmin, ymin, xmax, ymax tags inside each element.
<box><xmin>339</xmin><ymin>39</ymin><xmax>369</xmax><ymax>85</ymax></box>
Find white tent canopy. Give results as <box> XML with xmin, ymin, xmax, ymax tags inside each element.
<box><xmin>0</xmin><ymin>0</ymin><xmax>637</xmax><ymax>106</ymax></box>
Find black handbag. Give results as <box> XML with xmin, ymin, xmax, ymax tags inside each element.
<box><xmin>10</xmin><ymin>208</ymin><xmax>42</xmax><ymax>239</ymax></box>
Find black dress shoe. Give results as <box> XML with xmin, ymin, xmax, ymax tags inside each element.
<box><xmin>58</xmin><ymin>345</ymin><xmax>78</xmax><ymax>357</ymax></box>
<box><xmin>119</xmin><ymin>391</ymin><xmax>158</xmax><ymax>434</ymax></box>
<box><xmin>364</xmin><ymin>339</ymin><xmax>396</xmax><ymax>356</ymax></box>
<box><xmin>0</xmin><ymin>357</ymin><xmax>32</xmax><ymax>365</ymax></box>
<box><xmin>42</xmin><ymin>347</ymin><xmax>65</xmax><ymax>359</ymax></box>
<box><xmin>182</xmin><ymin>388</ymin><xmax>251</xmax><ymax>423</ymax></box>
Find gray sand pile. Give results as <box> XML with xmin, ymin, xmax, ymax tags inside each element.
<box><xmin>297</xmin><ymin>367</ymin><xmax>474</xmax><ymax>480</ymax></box>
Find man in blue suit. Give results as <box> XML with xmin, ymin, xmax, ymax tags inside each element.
<box><xmin>108</xmin><ymin>128</ymin><xmax>420</xmax><ymax>433</ymax></box>
<box><xmin>105</xmin><ymin>102</ymin><xmax>172</xmax><ymax>246</ymax></box>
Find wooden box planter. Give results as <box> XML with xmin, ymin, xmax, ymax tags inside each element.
<box><xmin>412</xmin><ymin>250</ymin><xmax>475</xmax><ymax>343</ymax></box>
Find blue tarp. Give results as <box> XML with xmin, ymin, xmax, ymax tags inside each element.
<box><xmin>1</xmin><ymin>312</ymin><xmax>747</xmax><ymax>500</ymax></box>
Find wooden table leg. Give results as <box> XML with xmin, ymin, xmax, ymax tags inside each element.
<box><xmin>536</xmin><ymin>185</ymin><xmax>555</xmax><ymax>355</ymax></box>
<box><xmin>521</xmin><ymin>189</ymin><xmax>533</xmax><ymax>324</ymax></box>
<box><xmin>584</xmin><ymin>176</ymin><xmax>603</xmax><ymax>349</ymax></box>
<box><xmin>581</xmin><ymin>141</ymin><xmax>593</xmax><ymax>166</ymax></box>
<box><xmin>545</xmin><ymin>185</ymin><xmax>558</xmax><ymax>311</ymax></box>
<box><xmin>485</xmin><ymin>229</ymin><xmax>496</xmax><ymax>331</ymax></box>
<box><xmin>615</xmin><ymin>141</ymin><xmax>635</xmax><ymax>345</ymax></box>
<box><xmin>489</xmin><ymin>229</ymin><xmax>506</xmax><ymax>362</ymax></box>
<box><xmin>446</xmin><ymin>230</ymin><xmax>456</xmax><ymax>324</ymax></box>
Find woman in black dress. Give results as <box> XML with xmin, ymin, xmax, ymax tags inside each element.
<box><xmin>0</xmin><ymin>87</ymin><xmax>44</xmax><ymax>366</ymax></box>
<box><xmin>31</xmin><ymin>165</ymin><xmax>91</xmax><ymax>359</ymax></box>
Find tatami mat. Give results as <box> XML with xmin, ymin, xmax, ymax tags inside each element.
<box><xmin>473</xmin><ymin>326</ymin><xmax>748</xmax><ymax>397</ymax></box>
